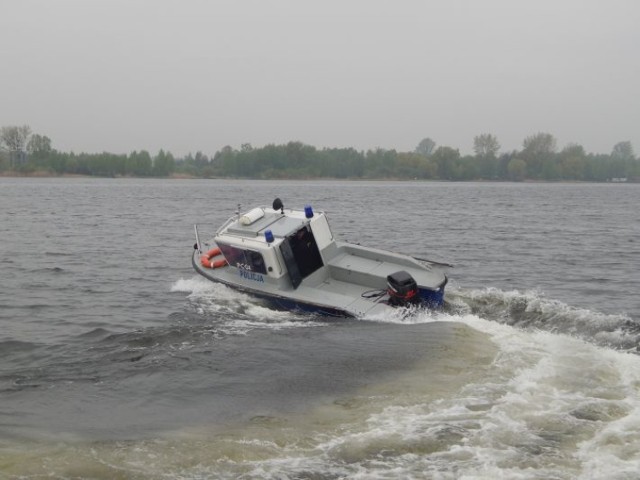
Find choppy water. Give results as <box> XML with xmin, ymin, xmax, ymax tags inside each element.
<box><xmin>1</xmin><ymin>178</ymin><xmax>639</xmax><ymax>479</ymax></box>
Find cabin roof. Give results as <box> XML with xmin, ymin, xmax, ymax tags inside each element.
<box><xmin>224</xmin><ymin>209</ymin><xmax>310</xmax><ymax>240</ymax></box>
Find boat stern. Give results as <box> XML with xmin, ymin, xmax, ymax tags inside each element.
<box><xmin>418</xmin><ymin>275</ymin><xmax>447</xmax><ymax>309</ymax></box>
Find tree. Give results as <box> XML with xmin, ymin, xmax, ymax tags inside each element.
<box><xmin>609</xmin><ymin>141</ymin><xmax>635</xmax><ymax>179</ymax></box>
<box><xmin>496</xmin><ymin>152</ymin><xmax>515</xmax><ymax>179</ymax></box>
<box><xmin>561</xmin><ymin>143</ymin><xmax>585</xmax><ymax>158</ymax></box>
<box><xmin>473</xmin><ymin>133</ymin><xmax>500</xmax><ymax>158</ymax></box>
<box><xmin>507</xmin><ymin>158</ymin><xmax>527</xmax><ymax>181</ymax></box>
<box><xmin>556</xmin><ymin>143</ymin><xmax>586</xmax><ymax>180</ymax></box>
<box><xmin>0</xmin><ymin>149</ymin><xmax>8</xmax><ymax>172</ymax></box>
<box><xmin>126</xmin><ymin>150</ymin><xmax>152</xmax><ymax>176</ymax></box>
<box><xmin>540</xmin><ymin>157</ymin><xmax>560</xmax><ymax>180</ymax></box>
<box><xmin>365</xmin><ymin>148</ymin><xmax>398</xmax><ymax>178</ymax></box>
<box><xmin>457</xmin><ymin>155</ymin><xmax>479</xmax><ymax>180</ymax></box>
<box><xmin>431</xmin><ymin>146</ymin><xmax>460</xmax><ymax>179</ymax></box>
<box><xmin>523</xmin><ymin>132</ymin><xmax>557</xmax><ymax>156</ymax></box>
<box><xmin>1</xmin><ymin>125</ymin><xmax>32</xmax><ymax>166</ymax></box>
<box><xmin>26</xmin><ymin>134</ymin><xmax>53</xmax><ymax>167</ymax></box>
<box><xmin>474</xmin><ymin>133</ymin><xmax>500</xmax><ymax>179</ymax></box>
<box><xmin>194</xmin><ymin>151</ymin><xmax>209</xmax><ymax>166</ymax></box>
<box><xmin>611</xmin><ymin>141</ymin><xmax>634</xmax><ymax>161</ymax></box>
<box><xmin>522</xmin><ymin>132</ymin><xmax>557</xmax><ymax>178</ymax></box>
<box><xmin>415</xmin><ymin>137</ymin><xmax>436</xmax><ymax>156</ymax></box>
<box><xmin>26</xmin><ymin>134</ymin><xmax>52</xmax><ymax>154</ymax></box>
<box><xmin>396</xmin><ymin>152</ymin><xmax>437</xmax><ymax>179</ymax></box>
<box><xmin>153</xmin><ymin>149</ymin><xmax>175</xmax><ymax>177</ymax></box>
<box><xmin>560</xmin><ymin>155</ymin><xmax>586</xmax><ymax>180</ymax></box>
<box><xmin>0</xmin><ymin>125</ymin><xmax>32</xmax><ymax>152</ymax></box>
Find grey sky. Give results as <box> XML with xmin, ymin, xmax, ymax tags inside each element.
<box><xmin>2</xmin><ymin>0</ymin><xmax>639</xmax><ymax>157</ymax></box>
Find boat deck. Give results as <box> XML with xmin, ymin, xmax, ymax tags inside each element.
<box><xmin>326</xmin><ymin>248</ymin><xmax>441</xmax><ymax>291</ymax></box>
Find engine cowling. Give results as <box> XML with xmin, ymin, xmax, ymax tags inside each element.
<box><xmin>387</xmin><ymin>271</ymin><xmax>420</xmax><ymax>307</ymax></box>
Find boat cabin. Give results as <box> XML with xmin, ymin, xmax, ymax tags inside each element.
<box><xmin>214</xmin><ymin>202</ymin><xmax>334</xmax><ymax>289</ymax></box>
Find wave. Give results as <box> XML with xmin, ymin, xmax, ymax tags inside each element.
<box><xmin>170</xmin><ymin>277</ymin><xmax>326</xmax><ymax>334</ymax></box>
<box><xmin>363</xmin><ymin>287</ymin><xmax>638</xmax><ymax>350</ymax></box>
<box><xmin>0</xmin><ymin>340</ymin><xmax>41</xmax><ymax>354</ymax></box>
<box><xmin>171</xmin><ymin>276</ymin><xmax>231</xmax><ymax>295</ymax></box>
<box><xmin>309</xmin><ymin>313</ymin><xmax>640</xmax><ymax>479</ymax></box>
<box><xmin>73</xmin><ymin>327</ymin><xmax>114</xmax><ymax>340</ymax></box>
<box><xmin>448</xmin><ymin>287</ymin><xmax>639</xmax><ymax>353</ymax></box>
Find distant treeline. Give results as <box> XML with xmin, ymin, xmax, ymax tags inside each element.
<box><xmin>1</xmin><ymin>125</ymin><xmax>638</xmax><ymax>182</ymax></box>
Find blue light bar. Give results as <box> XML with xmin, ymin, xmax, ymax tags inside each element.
<box><xmin>265</xmin><ymin>229</ymin><xmax>274</xmax><ymax>243</ymax></box>
<box><xmin>304</xmin><ymin>205</ymin><xmax>314</xmax><ymax>218</ymax></box>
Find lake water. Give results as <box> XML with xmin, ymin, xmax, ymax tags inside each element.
<box><xmin>1</xmin><ymin>178</ymin><xmax>639</xmax><ymax>479</ymax></box>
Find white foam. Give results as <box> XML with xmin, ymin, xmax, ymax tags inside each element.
<box><xmin>170</xmin><ymin>276</ymin><xmax>221</xmax><ymax>295</ymax></box>
<box><xmin>171</xmin><ymin>276</ymin><xmax>324</xmax><ymax>331</ymax></box>
<box><xmin>365</xmin><ymin>312</ymin><xmax>640</xmax><ymax>478</ymax></box>
<box><xmin>463</xmin><ymin>286</ymin><xmax>633</xmax><ymax>327</ymax></box>
<box><xmin>171</xmin><ymin>277</ymin><xmax>260</xmax><ymax>306</ymax></box>
<box><xmin>361</xmin><ymin>305</ymin><xmax>441</xmax><ymax>325</ymax></box>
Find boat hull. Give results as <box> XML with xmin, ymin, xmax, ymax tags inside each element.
<box><xmin>192</xmin><ymin>250</ymin><xmax>446</xmax><ymax>318</ymax></box>
<box><xmin>192</xmin><ymin>253</ymin><xmax>354</xmax><ymax>317</ymax></box>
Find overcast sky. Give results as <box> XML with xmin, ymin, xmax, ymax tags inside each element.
<box><xmin>2</xmin><ymin>0</ymin><xmax>639</xmax><ymax>157</ymax></box>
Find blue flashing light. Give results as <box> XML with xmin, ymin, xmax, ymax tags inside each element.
<box><xmin>304</xmin><ymin>205</ymin><xmax>314</xmax><ymax>218</ymax></box>
<box><xmin>265</xmin><ymin>229</ymin><xmax>274</xmax><ymax>243</ymax></box>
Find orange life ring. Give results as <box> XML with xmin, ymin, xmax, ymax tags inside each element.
<box><xmin>200</xmin><ymin>247</ymin><xmax>228</xmax><ymax>269</ymax></box>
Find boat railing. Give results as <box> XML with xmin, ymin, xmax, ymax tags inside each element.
<box><xmin>215</xmin><ymin>214</ymin><xmax>240</xmax><ymax>236</ymax></box>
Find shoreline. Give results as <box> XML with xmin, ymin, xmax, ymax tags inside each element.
<box><xmin>1</xmin><ymin>168</ymin><xmax>637</xmax><ymax>184</ymax></box>
<box><xmin>0</xmin><ymin>171</ymin><xmax>636</xmax><ymax>184</ymax></box>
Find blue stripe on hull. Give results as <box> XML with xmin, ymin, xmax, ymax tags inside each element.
<box><xmin>263</xmin><ymin>296</ymin><xmax>350</xmax><ymax>317</ymax></box>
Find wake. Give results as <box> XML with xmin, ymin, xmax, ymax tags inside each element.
<box><xmin>448</xmin><ymin>287</ymin><xmax>639</xmax><ymax>353</ymax></box>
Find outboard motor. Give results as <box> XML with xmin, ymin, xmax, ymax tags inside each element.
<box><xmin>387</xmin><ymin>271</ymin><xmax>420</xmax><ymax>307</ymax></box>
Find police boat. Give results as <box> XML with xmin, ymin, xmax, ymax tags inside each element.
<box><xmin>192</xmin><ymin>198</ymin><xmax>448</xmax><ymax>317</ymax></box>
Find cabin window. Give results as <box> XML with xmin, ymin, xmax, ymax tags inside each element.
<box><xmin>217</xmin><ymin>243</ymin><xmax>267</xmax><ymax>274</ymax></box>
<box><xmin>288</xmin><ymin>226</ymin><xmax>323</xmax><ymax>278</ymax></box>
